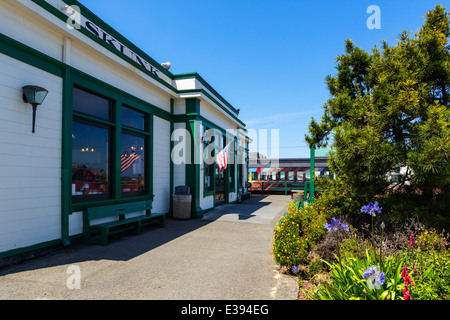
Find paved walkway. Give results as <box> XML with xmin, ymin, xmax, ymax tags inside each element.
<box><xmin>0</xmin><ymin>195</ymin><xmax>298</xmax><ymax>300</ymax></box>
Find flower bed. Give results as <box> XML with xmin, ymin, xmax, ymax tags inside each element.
<box><xmin>273</xmin><ymin>200</ymin><xmax>450</xmax><ymax>300</ymax></box>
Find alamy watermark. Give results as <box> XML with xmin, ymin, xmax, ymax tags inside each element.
<box><xmin>61</xmin><ymin>5</ymin><xmax>81</xmax><ymax>30</ymax></box>
<box><xmin>367</xmin><ymin>5</ymin><xmax>381</xmax><ymax>30</ymax></box>
<box><xmin>171</xmin><ymin>122</ymin><xmax>279</xmax><ymax>167</ymax></box>
<box><xmin>66</xmin><ymin>265</ymin><xmax>81</xmax><ymax>290</ymax></box>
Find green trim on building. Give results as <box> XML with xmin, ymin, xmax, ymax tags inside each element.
<box><xmin>179</xmin><ymin>89</ymin><xmax>245</xmax><ymax>127</ymax></box>
<box><xmin>169</xmin><ymin>98</ymin><xmax>175</xmax><ymax>217</ymax></box>
<box><xmin>61</xmin><ymin>66</ymin><xmax>73</xmax><ymax>246</ymax></box>
<box><xmin>185</xmin><ymin>118</ymin><xmax>202</xmax><ymax>217</ymax></box>
<box><xmin>0</xmin><ymin>33</ymin><xmax>64</xmax><ymax>77</ymax></box>
<box><xmin>174</xmin><ymin>72</ymin><xmax>239</xmax><ymax>115</ymax></box>
<box><xmin>0</xmin><ymin>239</ymin><xmax>62</xmax><ymax>260</ymax></box>
<box><xmin>185</xmin><ymin>97</ymin><xmax>201</xmax><ymax>114</ymax></box>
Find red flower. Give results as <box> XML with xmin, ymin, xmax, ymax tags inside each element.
<box><xmin>402</xmin><ymin>265</ymin><xmax>415</xmax><ymax>300</ymax></box>
<box><xmin>408</xmin><ymin>232</ymin><xmax>414</xmax><ymax>246</ymax></box>
<box><xmin>403</xmin><ymin>289</ymin><xmax>412</xmax><ymax>300</ymax></box>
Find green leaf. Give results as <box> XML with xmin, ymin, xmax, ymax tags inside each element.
<box><xmin>380</xmin><ymin>290</ymin><xmax>389</xmax><ymax>300</ymax></box>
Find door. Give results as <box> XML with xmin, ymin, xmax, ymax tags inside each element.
<box><xmin>215</xmin><ymin>167</ymin><xmax>225</xmax><ymax>205</ymax></box>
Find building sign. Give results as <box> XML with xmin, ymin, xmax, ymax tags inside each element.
<box><xmin>55</xmin><ymin>1</ymin><xmax>172</xmax><ymax>85</ymax></box>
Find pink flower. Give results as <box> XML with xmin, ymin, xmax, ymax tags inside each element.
<box><xmin>408</xmin><ymin>232</ymin><xmax>414</xmax><ymax>246</ymax></box>
<box><xmin>402</xmin><ymin>265</ymin><xmax>415</xmax><ymax>300</ymax></box>
<box><xmin>403</xmin><ymin>289</ymin><xmax>412</xmax><ymax>300</ymax></box>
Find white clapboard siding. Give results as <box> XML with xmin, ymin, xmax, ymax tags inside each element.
<box><xmin>0</xmin><ymin>0</ymin><xmax>63</xmax><ymax>63</ymax></box>
<box><xmin>200</xmin><ymin>100</ymin><xmax>238</xmax><ymax>135</ymax></box>
<box><xmin>70</xmin><ymin>41</ymin><xmax>171</xmax><ymax>113</ymax></box>
<box><xmin>0</xmin><ymin>53</ymin><xmax>62</xmax><ymax>253</ymax></box>
<box><xmin>152</xmin><ymin>116</ymin><xmax>170</xmax><ymax>214</ymax></box>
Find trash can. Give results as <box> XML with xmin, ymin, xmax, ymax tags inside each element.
<box><xmin>173</xmin><ymin>185</ymin><xmax>192</xmax><ymax>220</ymax></box>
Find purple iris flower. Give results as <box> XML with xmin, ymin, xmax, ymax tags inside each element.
<box><xmin>363</xmin><ymin>265</ymin><xmax>385</xmax><ymax>289</ymax></box>
<box><xmin>325</xmin><ymin>217</ymin><xmax>349</xmax><ymax>232</ymax></box>
<box><xmin>361</xmin><ymin>202</ymin><xmax>382</xmax><ymax>217</ymax></box>
<box><xmin>291</xmin><ymin>266</ymin><xmax>300</xmax><ymax>274</ymax></box>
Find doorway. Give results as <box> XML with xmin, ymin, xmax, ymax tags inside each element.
<box><xmin>215</xmin><ymin>167</ymin><xmax>225</xmax><ymax>205</ymax></box>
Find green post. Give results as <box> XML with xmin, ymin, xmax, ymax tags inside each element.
<box><xmin>304</xmin><ymin>181</ymin><xmax>308</xmax><ymax>201</ymax></box>
<box><xmin>60</xmin><ymin>66</ymin><xmax>72</xmax><ymax>247</ymax></box>
<box><xmin>186</xmin><ymin>117</ymin><xmax>202</xmax><ymax>217</ymax></box>
<box><xmin>285</xmin><ymin>182</ymin><xmax>287</xmax><ymax>196</ymax></box>
<box><xmin>310</xmin><ymin>147</ymin><xmax>315</xmax><ymax>203</ymax></box>
<box><xmin>169</xmin><ymin>98</ymin><xmax>174</xmax><ymax>217</ymax></box>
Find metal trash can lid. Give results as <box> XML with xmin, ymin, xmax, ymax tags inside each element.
<box><xmin>175</xmin><ymin>185</ymin><xmax>190</xmax><ymax>194</ymax></box>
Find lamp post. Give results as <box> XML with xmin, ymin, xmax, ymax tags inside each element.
<box><xmin>22</xmin><ymin>85</ymin><xmax>48</xmax><ymax>133</ymax></box>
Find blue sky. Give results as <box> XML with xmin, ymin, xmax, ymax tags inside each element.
<box><xmin>83</xmin><ymin>0</ymin><xmax>447</xmax><ymax>158</ymax></box>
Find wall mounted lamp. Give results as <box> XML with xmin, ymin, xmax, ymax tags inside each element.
<box><xmin>22</xmin><ymin>85</ymin><xmax>48</xmax><ymax>133</ymax></box>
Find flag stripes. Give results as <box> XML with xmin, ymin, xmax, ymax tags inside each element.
<box><xmin>215</xmin><ymin>142</ymin><xmax>231</xmax><ymax>170</ymax></box>
<box><xmin>121</xmin><ymin>153</ymin><xmax>141</xmax><ymax>173</ymax></box>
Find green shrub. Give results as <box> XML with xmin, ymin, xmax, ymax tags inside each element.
<box><xmin>273</xmin><ymin>201</ymin><xmax>326</xmax><ymax>267</ymax></box>
<box><xmin>315</xmin><ymin>177</ymin><xmax>370</xmax><ymax>221</ymax></box>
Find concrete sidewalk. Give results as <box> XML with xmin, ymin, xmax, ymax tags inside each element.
<box><xmin>0</xmin><ymin>195</ymin><xmax>298</xmax><ymax>300</ymax></box>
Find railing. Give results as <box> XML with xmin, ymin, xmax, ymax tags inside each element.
<box><xmin>248</xmin><ymin>181</ymin><xmax>307</xmax><ymax>196</ymax></box>
<box><xmin>249</xmin><ymin>180</ymin><xmax>318</xmax><ymax>207</ymax></box>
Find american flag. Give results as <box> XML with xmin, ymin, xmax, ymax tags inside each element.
<box><xmin>215</xmin><ymin>142</ymin><xmax>231</xmax><ymax>170</ymax></box>
<box><xmin>121</xmin><ymin>153</ymin><xmax>141</xmax><ymax>173</ymax></box>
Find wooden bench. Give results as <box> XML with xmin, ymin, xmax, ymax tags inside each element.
<box><xmin>83</xmin><ymin>200</ymin><xmax>165</xmax><ymax>245</ymax></box>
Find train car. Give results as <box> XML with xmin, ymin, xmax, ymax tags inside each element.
<box><xmin>248</xmin><ymin>157</ymin><xmax>331</xmax><ymax>196</ymax></box>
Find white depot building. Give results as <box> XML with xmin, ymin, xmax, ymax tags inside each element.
<box><xmin>0</xmin><ymin>0</ymin><xmax>250</xmax><ymax>259</ymax></box>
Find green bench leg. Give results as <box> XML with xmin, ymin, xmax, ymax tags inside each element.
<box><xmin>134</xmin><ymin>221</ymin><xmax>141</xmax><ymax>235</ymax></box>
<box><xmin>83</xmin><ymin>231</ymin><xmax>91</xmax><ymax>245</ymax></box>
<box><xmin>100</xmin><ymin>228</ymin><xmax>109</xmax><ymax>246</ymax></box>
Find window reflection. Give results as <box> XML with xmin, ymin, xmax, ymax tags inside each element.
<box><xmin>72</xmin><ymin>121</ymin><xmax>110</xmax><ymax>200</ymax></box>
<box><xmin>121</xmin><ymin>132</ymin><xmax>145</xmax><ymax>195</ymax></box>
<box><xmin>73</xmin><ymin>87</ymin><xmax>111</xmax><ymax>120</ymax></box>
<box><xmin>122</xmin><ymin>105</ymin><xmax>146</xmax><ymax>131</ymax></box>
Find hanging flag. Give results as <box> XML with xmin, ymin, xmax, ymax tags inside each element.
<box><xmin>215</xmin><ymin>142</ymin><xmax>231</xmax><ymax>170</ymax></box>
<box><xmin>121</xmin><ymin>153</ymin><xmax>141</xmax><ymax>173</ymax></box>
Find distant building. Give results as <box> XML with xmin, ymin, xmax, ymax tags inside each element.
<box><xmin>249</xmin><ymin>152</ymin><xmax>267</xmax><ymax>160</ymax></box>
<box><xmin>248</xmin><ymin>157</ymin><xmax>331</xmax><ymax>194</ymax></box>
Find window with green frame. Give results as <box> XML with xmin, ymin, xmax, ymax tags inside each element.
<box><xmin>121</xmin><ymin>105</ymin><xmax>148</xmax><ymax>197</ymax></box>
<box><xmin>71</xmin><ymin>86</ymin><xmax>150</xmax><ymax>203</ymax></box>
<box><xmin>72</xmin><ymin>87</ymin><xmax>113</xmax><ymax>202</ymax></box>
